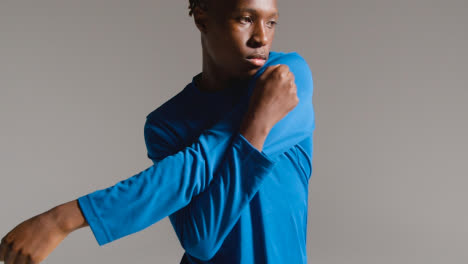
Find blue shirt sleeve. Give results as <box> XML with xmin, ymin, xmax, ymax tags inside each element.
<box><xmin>260</xmin><ymin>52</ymin><xmax>315</xmax><ymax>158</ymax></box>
<box><xmin>77</xmin><ymin>52</ymin><xmax>314</xmax><ymax>249</ymax></box>
<box><xmin>148</xmin><ymin>133</ymin><xmax>276</xmax><ymax>261</ymax></box>
<box><xmin>76</xmin><ymin>102</ymin><xmax>273</xmax><ymax>246</ymax></box>
<box><xmin>144</xmin><ymin>52</ymin><xmax>315</xmax><ymax>260</ymax></box>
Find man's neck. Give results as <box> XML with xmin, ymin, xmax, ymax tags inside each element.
<box><xmin>196</xmin><ymin>72</ymin><xmax>250</xmax><ymax>97</ymax></box>
<box><xmin>197</xmin><ymin>47</ymin><xmax>250</xmax><ymax>93</ymax></box>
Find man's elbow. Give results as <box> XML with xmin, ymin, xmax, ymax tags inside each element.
<box><xmin>182</xmin><ymin>238</ymin><xmax>220</xmax><ymax>261</ymax></box>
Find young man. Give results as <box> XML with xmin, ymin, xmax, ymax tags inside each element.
<box><xmin>0</xmin><ymin>0</ymin><xmax>315</xmax><ymax>263</ymax></box>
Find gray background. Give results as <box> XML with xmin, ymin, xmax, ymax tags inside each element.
<box><xmin>1</xmin><ymin>0</ymin><xmax>467</xmax><ymax>263</ymax></box>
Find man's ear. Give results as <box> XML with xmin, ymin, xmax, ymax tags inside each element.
<box><xmin>193</xmin><ymin>6</ymin><xmax>209</xmax><ymax>34</ymax></box>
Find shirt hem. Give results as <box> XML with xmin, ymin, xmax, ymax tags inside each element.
<box><xmin>77</xmin><ymin>195</ymin><xmax>112</xmax><ymax>246</ymax></box>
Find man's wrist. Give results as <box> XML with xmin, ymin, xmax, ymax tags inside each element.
<box><xmin>239</xmin><ymin>113</ymin><xmax>271</xmax><ymax>151</ymax></box>
<box><xmin>48</xmin><ymin>199</ymin><xmax>89</xmax><ymax>234</ymax></box>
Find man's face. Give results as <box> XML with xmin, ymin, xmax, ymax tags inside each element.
<box><xmin>201</xmin><ymin>0</ymin><xmax>279</xmax><ymax>79</ymax></box>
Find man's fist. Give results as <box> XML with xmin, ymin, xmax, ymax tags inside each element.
<box><xmin>247</xmin><ymin>64</ymin><xmax>298</xmax><ymax>131</ymax></box>
<box><xmin>239</xmin><ymin>64</ymin><xmax>298</xmax><ymax>151</ymax></box>
<box><xmin>0</xmin><ymin>211</ymin><xmax>69</xmax><ymax>264</ymax></box>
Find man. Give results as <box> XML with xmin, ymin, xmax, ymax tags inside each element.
<box><xmin>0</xmin><ymin>0</ymin><xmax>315</xmax><ymax>263</ymax></box>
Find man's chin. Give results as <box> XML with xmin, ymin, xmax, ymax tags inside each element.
<box><xmin>244</xmin><ymin>67</ymin><xmax>261</xmax><ymax>78</ymax></box>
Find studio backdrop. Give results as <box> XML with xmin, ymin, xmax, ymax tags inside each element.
<box><xmin>1</xmin><ymin>0</ymin><xmax>467</xmax><ymax>263</ymax></box>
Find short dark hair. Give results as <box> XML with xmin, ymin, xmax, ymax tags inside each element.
<box><xmin>188</xmin><ymin>0</ymin><xmax>208</xmax><ymax>17</ymax></box>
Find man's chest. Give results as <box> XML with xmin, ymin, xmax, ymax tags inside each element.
<box><xmin>146</xmin><ymin>93</ymin><xmax>241</xmax><ymax>156</ymax></box>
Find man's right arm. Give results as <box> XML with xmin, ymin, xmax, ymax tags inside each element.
<box><xmin>57</xmin><ymin>53</ymin><xmax>314</xmax><ymax>246</ymax></box>
<box><xmin>0</xmin><ymin>52</ymin><xmax>314</xmax><ymax>264</ymax></box>
<box><xmin>59</xmin><ymin>54</ymin><xmax>312</xmax><ymax>247</ymax></box>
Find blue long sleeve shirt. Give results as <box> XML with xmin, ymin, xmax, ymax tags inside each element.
<box><xmin>77</xmin><ymin>51</ymin><xmax>315</xmax><ymax>264</ymax></box>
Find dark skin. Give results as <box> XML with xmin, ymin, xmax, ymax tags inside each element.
<box><xmin>195</xmin><ymin>0</ymin><xmax>279</xmax><ymax>91</ymax></box>
<box><xmin>0</xmin><ymin>0</ymin><xmax>298</xmax><ymax>263</ymax></box>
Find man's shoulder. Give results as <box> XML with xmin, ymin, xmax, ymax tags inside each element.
<box><xmin>145</xmin><ymin>85</ymin><xmax>192</xmax><ymax>123</ymax></box>
<box><xmin>262</xmin><ymin>51</ymin><xmax>313</xmax><ymax>94</ymax></box>
<box><xmin>143</xmin><ymin>85</ymin><xmax>196</xmax><ymax>160</ymax></box>
<box><xmin>262</xmin><ymin>51</ymin><xmax>313</xmax><ymax>82</ymax></box>
<box><xmin>268</xmin><ymin>51</ymin><xmax>309</xmax><ymax>67</ymax></box>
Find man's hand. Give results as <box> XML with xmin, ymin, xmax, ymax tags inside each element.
<box><xmin>240</xmin><ymin>64</ymin><xmax>298</xmax><ymax>151</ymax></box>
<box><xmin>0</xmin><ymin>210</ymin><xmax>70</xmax><ymax>264</ymax></box>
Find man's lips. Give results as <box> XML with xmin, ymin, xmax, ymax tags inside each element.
<box><xmin>246</xmin><ymin>58</ymin><xmax>266</xmax><ymax>67</ymax></box>
<box><xmin>246</xmin><ymin>54</ymin><xmax>267</xmax><ymax>67</ymax></box>
<box><xmin>247</xmin><ymin>53</ymin><xmax>267</xmax><ymax>60</ymax></box>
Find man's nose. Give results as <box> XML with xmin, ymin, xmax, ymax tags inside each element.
<box><xmin>248</xmin><ymin>22</ymin><xmax>268</xmax><ymax>47</ymax></box>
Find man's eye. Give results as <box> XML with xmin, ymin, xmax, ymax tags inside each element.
<box><xmin>268</xmin><ymin>21</ymin><xmax>278</xmax><ymax>27</ymax></box>
<box><xmin>239</xmin><ymin>16</ymin><xmax>253</xmax><ymax>24</ymax></box>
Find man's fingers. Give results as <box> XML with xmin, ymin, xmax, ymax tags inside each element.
<box><xmin>258</xmin><ymin>64</ymin><xmax>282</xmax><ymax>81</ymax></box>
<box><xmin>13</xmin><ymin>252</ymin><xmax>29</xmax><ymax>264</ymax></box>
<box><xmin>4</xmin><ymin>244</ymin><xmax>17</xmax><ymax>264</ymax></box>
<box><xmin>263</xmin><ymin>64</ymin><xmax>282</xmax><ymax>74</ymax></box>
<box><xmin>0</xmin><ymin>239</ymin><xmax>8</xmax><ymax>261</ymax></box>
<box><xmin>269</xmin><ymin>64</ymin><xmax>283</xmax><ymax>72</ymax></box>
